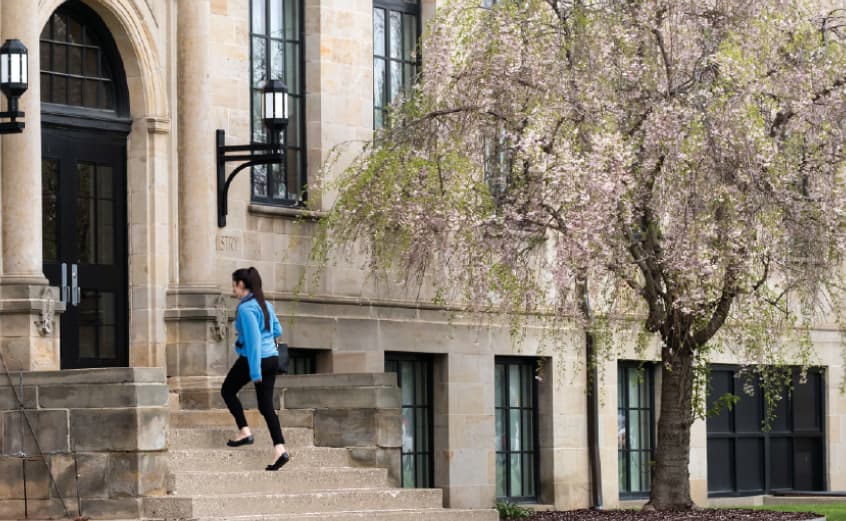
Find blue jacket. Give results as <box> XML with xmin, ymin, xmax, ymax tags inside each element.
<box><xmin>234</xmin><ymin>293</ymin><xmax>283</xmax><ymax>382</ymax></box>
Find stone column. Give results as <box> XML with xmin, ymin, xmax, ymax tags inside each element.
<box><xmin>176</xmin><ymin>0</ymin><xmax>216</xmax><ymax>287</ymax></box>
<box><xmin>166</xmin><ymin>0</ymin><xmax>226</xmax><ymax>386</ymax></box>
<box><xmin>435</xmin><ymin>352</ymin><xmax>497</xmax><ymax>509</ymax></box>
<box><xmin>0</xmin><ymin>0</ymin><xmax>62</xmax><ymax>371</ymax></box>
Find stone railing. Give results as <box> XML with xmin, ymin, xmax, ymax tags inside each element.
<box><xmin>279</xmin><ymin>373</ymin><xmax>402</xmax><ymax>486</ymax></box>
<box><xmin>172</xmin><ymin>372</ymin><xmax>403</xmax><ymax>486</ymax></box>
<box><xmin>0</xmin><ymin>367</ymin><xmax>169</xmax><ymax>520</ymax></box>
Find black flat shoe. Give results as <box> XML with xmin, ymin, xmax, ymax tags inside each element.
<box><xmin>226</xmin><ymin>435</ymin><xmax>254</xmax><ymax>447</ymax></box>
<box><xmin>265</xmin><ymin>452</ymin><xmax>290</xmax><ymax>471</ymax></box>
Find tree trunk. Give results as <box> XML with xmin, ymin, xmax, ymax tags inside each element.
<box><xmin>646</xmin><ymin>338</ymin><xmax>696</xmax><ymax>510</ymax></box>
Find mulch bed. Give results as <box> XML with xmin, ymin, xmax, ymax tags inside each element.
<box><xmin>513</xmin><ymin>510</ymin><xmax>823</xmax><ymax>520</ymax></box>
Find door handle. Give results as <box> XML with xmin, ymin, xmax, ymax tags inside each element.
<box><xmin>71</xmin><ymin>264</ymin><xmax>80</xmax><ymax>306</ymax></box>
<box><xmin>60</xmin><ymin>263</ymin><xmax>68</xmax><ymax>303</ymax></box>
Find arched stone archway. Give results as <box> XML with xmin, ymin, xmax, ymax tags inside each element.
<box><xmin>38</xmin><ymin>0</ymin><xmax>172</xmax><ymax>368</ymax></box>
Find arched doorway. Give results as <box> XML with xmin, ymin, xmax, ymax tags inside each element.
<box><xmin>40</xmin><ymin>0</ymin><xmax>130</xmax><ymax>369</ymax></box>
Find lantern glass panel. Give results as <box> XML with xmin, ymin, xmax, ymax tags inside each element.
<box><xmin>11</xmin><ymin>54</ymin><xmax>21</xmax><ymax>84</ymax></box>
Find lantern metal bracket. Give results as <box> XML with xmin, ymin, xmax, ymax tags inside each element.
<box><xmin>216</xmin><ymin>128</ymin><xmax>284</xmax><ymax>227</ymax></box>
<box><xmin>0</xmin><ymin>109</ymin><xmax>24</xmax><ymax>133</ymax></box>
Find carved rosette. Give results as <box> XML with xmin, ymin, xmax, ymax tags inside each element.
<box><xmin>210</xmin><ymin>294</ymin><xmax>229</xmax><ymax>342</ymax></box>
<box><xmin>34</xmin><ymin>286</ymin><xmax>56</xmax><ymax>336</ymax></box>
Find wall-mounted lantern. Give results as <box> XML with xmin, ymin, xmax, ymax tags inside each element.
<box><xmin>217</xmin><ymin>79</ymin><xmax>289</xmax><ymax>227</ymax></box>
<box><xmin>0</xmin><ymin>39</ymin><xmax>28</xmax><ymax>134</ymax></box>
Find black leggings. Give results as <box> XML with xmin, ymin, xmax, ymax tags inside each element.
<box><xmin>221</xmin><ymin>356</ymin><xmax>285</xmax><ymax>445</ymax></box>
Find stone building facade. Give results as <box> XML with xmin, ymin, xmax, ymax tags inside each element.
<box><xmin>0</xmin><ymin>0</ymin><xmax>844</xmax><ymax>517</ymax></box>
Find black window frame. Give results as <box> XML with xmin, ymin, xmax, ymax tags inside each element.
<box><xmin>385</xmin><ymin>352</ymin><xmax>435</xmax><ymax>488</ymax></box>
<box><xmin>706</xmin><ymin>365</ymin><xmax>827</xmax><ymax>497</ymax></box>
<box><xmin>39</xmin><ymin>0</ymin><xmax>129</xmax><ymax>118</ymax></box>
<box><xmin>287</xmin><ymin>347</ymin><xmax>317</xmax><ymax>375</ymax></box>
<box><xmin>617</xmin><ymin>361</ymin><xmax>656</xmax><ymax>499</ymax></box>
<box><xmin>249</xmin><ymin>0</ymin><xmax>307</xmax><ymax>207</ymax></box>
<box><xmin>373</xmin><ymin>0</ymin><xmax>421</xmax><ymax>129</ymax></box>
<box><xmin>495</xmin><ymin>356</ymin><xmax>540</xmax><ymax>502</ymax></box>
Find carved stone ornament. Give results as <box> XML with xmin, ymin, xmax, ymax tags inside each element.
<box><xmin>210</xmin><ymin>294</ymin><xmax>229</xmax><ymax>342</ymax></box>
<box><xmin>35</xmin><ymin>287</ymin><xmax>56</xmax><ymax>336</ymax></box>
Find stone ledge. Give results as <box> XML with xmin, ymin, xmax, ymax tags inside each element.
<box><xmin>0</xmin><ymin>367</ymin><xmax>166</xmax><ymax>386</ymax></box>
<box><xmin>248</xmin><ymin>203</ymin><xmax>325</xmax><ymax>221</ymax></box>
<box><xmin>278</xmin><ymin>372</ymin><xmax>398</xmax><ymax>388</ymax></box>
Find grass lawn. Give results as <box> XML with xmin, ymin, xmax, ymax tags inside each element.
<box><xmin>754</xmin><ymin>504</ymin><xmax>846</xmax><ymax>521</ymax></box>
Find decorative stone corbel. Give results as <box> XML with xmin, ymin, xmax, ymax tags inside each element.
<box><xmin>34</xmin><ymin>286</ymin><xmax>56</xmax><ymax>336</ymax></box>
<box><xmin>210</xmin><ymin>294</ymin><xmax>229</xmax><ymax>342</ymax></box>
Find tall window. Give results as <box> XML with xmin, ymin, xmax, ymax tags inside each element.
<box><xmin>618</xmin><ymin>363</ymin><xmax>655</xmax><ymax>497</ymax></box>
<box><xmin>250</xmin><ymin>0</ymin><xmax>305</xmax><ymax>205</ymax></box>
<box><xmin>373</xmin><ymin>1</ymin><xmax>420</xmax><ymax>129</ymax></box>
<box><xmin>385</xmin><ymin>353</ymin><xmax>434</xmax><ymax>488</ymax></box>
<box><xmin>707</xmin><ymin>366</ymin><xmax>825</xmax><ymax>496</ymax></box>
<box><xmin>495</xmin><ymin>358</ymin><xmax>538</xmax><ymax>500</ymax></box>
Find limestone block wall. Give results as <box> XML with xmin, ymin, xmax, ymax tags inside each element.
<box><xmin>0</xmin><ymin>368</ymin><xmax>169</xmax><ymax>520</ymax></box>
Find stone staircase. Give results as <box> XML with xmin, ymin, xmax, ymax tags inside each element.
<box><xmin>142</xmin><ymin>408</ymin><xmax>498</xmax><ymax>521</ymax></box>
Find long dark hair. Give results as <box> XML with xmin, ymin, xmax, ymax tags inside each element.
<box><xmin>232</xmin><ymin>267</ymin><xmax>270</xmax><ymax>331</ymax></box>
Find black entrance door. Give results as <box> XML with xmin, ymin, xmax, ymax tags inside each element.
<box><xmin>42</xmin><ymin>127</ymin><xmax>128</xmax><ymax>368</ymax></box>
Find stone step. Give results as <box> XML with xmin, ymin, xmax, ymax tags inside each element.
<box><xmin>191</xmin><ymin>508</ymin><xmax>499</xmax><ymax>521</ymax></box>
<box><xmin>167</xmin><ymin>447</ymin><xmax>351</xmax><ymax>471</ymax></box>
<box><xmin>168</xmin><ymin>427</ymin><xmax>314</xmax><ymax>449</ymax></box>
<box><xmin>168</xmin><ymin>468</ymin><xmax>389</xmax><ymax>495</ymax></box>
<box><xmin>145</xmin><ymin>489</ymin><xmax>444</xmax><ymax>518</ymax></box>
<box><xmin>170</xmin><ymin>408</ymin><xmax>313</xmax><ymax>429</ymax></box>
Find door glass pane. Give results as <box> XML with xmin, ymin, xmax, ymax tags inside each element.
<box><xmin>98</xmin><ymin>292</ymin><xmax>116</xmax><ymax>358</ymax></box>
<box><xmin>78</xmin><ymin>289</ymin><xmax>99</xmax><ymax>358</ymax></box>
<box><xmin>97</xmin><ymin>199</ymin><xmax>114</xmax><ymax>264</ymax></box>
<box><xmin>77</xmin><ymin>163</ymin><xmax>95</xmax><ymax>263</ymax></box>
<box><xmin>42</xmin><ymin>159</ymin><xmax>59</xmax><ymax>262</ymax></box>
